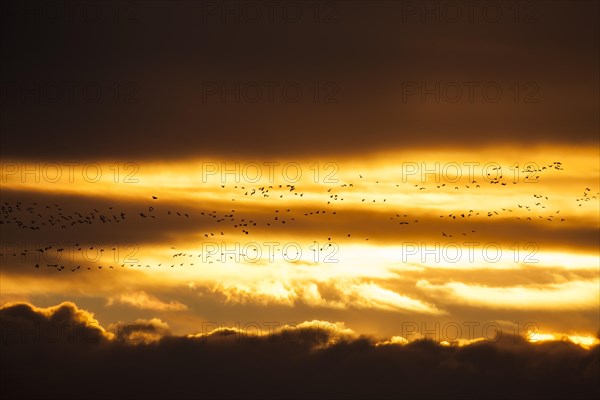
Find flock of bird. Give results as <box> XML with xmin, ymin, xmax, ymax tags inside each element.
<box><xmin>1</xmin><ymin>161</ymin><xmax>598</xmax><ymax>272</ymax></box>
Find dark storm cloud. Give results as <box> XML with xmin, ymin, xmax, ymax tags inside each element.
<box><xmin>1</xmin><ymin>0</ymin><xmax>598</xmax><ymax>161</ymax></box>
<box><xmin>1</xmin><ymin>301</ymin><xmax>599</xmax><ymax>399</ymax></box>
<box><xmin>0</xmin><ymin>301</ymin><xmax>109</xmax><ymax>345</ymax></box>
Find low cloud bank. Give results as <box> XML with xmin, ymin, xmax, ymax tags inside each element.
<box><xmin>1</xmin><ymin>302</ymin><xmax>598</xmax><ymax>399</ymax></box>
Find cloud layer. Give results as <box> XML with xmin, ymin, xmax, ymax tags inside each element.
<box><xmin>1</xmin><ymin>301</ymin><xmax>598</xmax><ymax>399</ymax></box>
<box><xmin>1</xmin><ymin>1</ymin><xmax>598</xmax><ymax>160</ymax></box>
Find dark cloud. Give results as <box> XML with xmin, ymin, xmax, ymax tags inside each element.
<box><xmin>1</xmin><ymin>1</ymin><xmax>598</xmax><ymax>160</ymax></box>
<box><xmin>0</xmin><ymin>301</ymin><xmax>110</xmax><ymax>345</ymax></box>
<box><xmin>1</xmin><ymin>301</ymin><xmax>599</xmax><ymax>399</ymax></box>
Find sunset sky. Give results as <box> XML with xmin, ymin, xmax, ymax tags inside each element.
<box><xmin>1</xmin><ymin>1</ymin><xmax>599</xmax><ymax>399</ymax></box>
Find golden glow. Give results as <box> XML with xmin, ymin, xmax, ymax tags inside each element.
<box><xmin>527</xmin><ymin>330</ymin><xmax>600</xmax><ymax>349</ymax></box>
<box><xmin>1</xmin><ymin>145</ymin><xmax>599</xmax><ymax>340</ymax></box>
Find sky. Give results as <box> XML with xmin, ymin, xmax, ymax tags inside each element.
<box><xmin>1</xmin><ymin>1</ymin><xmax>599</xmax><ymax>399</ymax></box>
